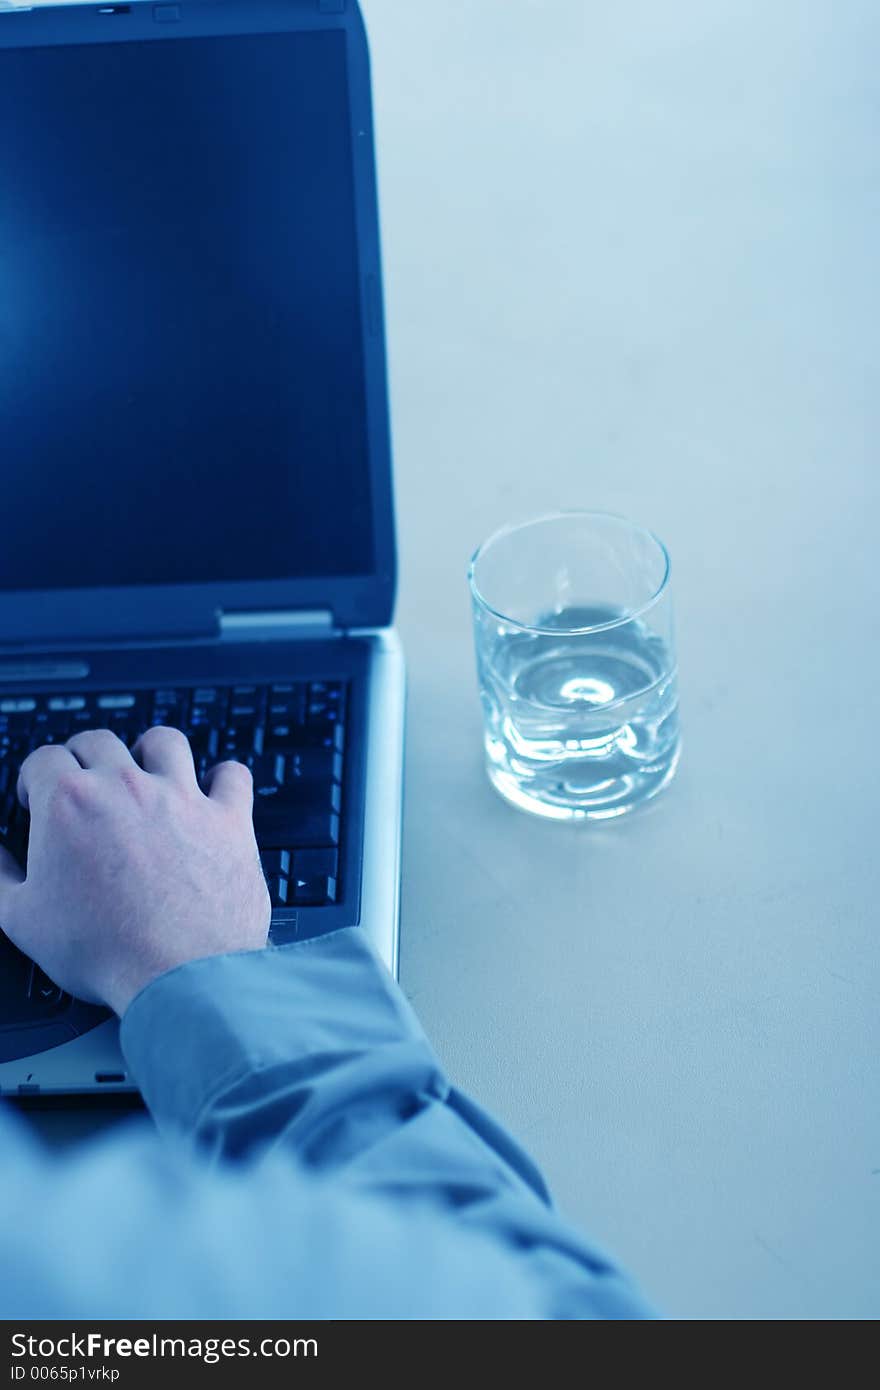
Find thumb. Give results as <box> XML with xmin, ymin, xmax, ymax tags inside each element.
<box><xmin>0</xmin><ymin>843</ymin><xmax>25</xmax><ymax>919</ymax></box>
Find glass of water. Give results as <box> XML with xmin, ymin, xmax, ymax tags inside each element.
<box><xmin>469</xmin><ymin>511</ymin><xmax>681</xmax><ymax>821</ymax></box>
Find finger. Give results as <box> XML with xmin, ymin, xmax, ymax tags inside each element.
<box><xmin>66</xmin><ymin>728</ymin><xmax>136</xmax><ymax>772</ymax></box>
<box><xmin>17</xmin><ymin>743</ymin><xmax>82</xmax><ymax>812</ymax></box>
<box><xmin>132</xmin><ymin>725</ymin><xmax>198</xmax><ymax>788</ymax></box>
<box><xmin>202</xmin><ymin>759</ymin><xmax>254</xmax><ymax>814</ymax></box>
<box><xmin>0</xmin><ymin>843</ymin><xmax>25</xmax><ymax>915</ymax></box>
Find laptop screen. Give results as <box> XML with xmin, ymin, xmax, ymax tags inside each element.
<box><xmin>0</xmin><ymin>28</ymin><xmax>376</xmax><ymax>591</ymax></box>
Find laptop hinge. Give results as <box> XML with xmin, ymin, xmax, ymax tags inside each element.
<box><xmin>218</xmin><ymin>609</ymin><xmax>337</xmax><ymax>642</ymax></box>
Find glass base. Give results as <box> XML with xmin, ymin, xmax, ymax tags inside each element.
<box><xmin>485</xmin><ymin>740</ymin><xmax>681</xmax><ymax>822</ymax></box>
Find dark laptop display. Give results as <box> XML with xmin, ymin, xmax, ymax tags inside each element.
<box><xmin>0</xmin><ymin>29</ymin><xmax>373</xmax><ymax>589</ymax></box>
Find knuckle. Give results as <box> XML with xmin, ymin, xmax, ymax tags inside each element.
<box><xmin>50</xmin><ymin>770</ymin><xmax>96</xmax><ymax>813</ymax></box>
<box><xmin>141</xmin><ymin>724</ymin><xmax>189</xmax><ymax>751</ymax></box>
<box><xmin>52</xmin><ymin>770</ymin><xmax>81</xmax><ymax>799</ymax></box>
<box><xmin>118</xmin><ymin>765</ymin><xmax>149</xmax><ymax>800</ymax></box>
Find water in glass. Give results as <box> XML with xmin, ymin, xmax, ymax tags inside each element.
<box><xmin>475</xmin><ymin>604</ymin><xmax>681</xmax><ymax>820</ymax></box>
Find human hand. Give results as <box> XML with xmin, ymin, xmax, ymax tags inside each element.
<box><xmin>0</xmin><ymin>728</ymin><xmax>271</xmax><ymax>1015</ymax></box>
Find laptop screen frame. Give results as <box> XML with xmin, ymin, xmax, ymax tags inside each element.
<box><xmin>0</xmin><ymin>0</ymin><xmax>396</xmax><ymax>643</ymax></box>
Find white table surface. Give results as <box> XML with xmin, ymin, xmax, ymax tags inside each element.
<box><xmin>15</xmin><ymin>0</ymin><xmax>880</xmax><ymax>1320</ymax></box>
<box><xmin>364</xmin><ymin>0</ymin><xmax>880</xmax><ymax>1319</ymax></box>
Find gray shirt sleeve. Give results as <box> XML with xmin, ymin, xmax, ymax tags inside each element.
<box><xmin>1</xmin><ymin>927</ymin><xmax>655</xmax><ymax>1319</ymax></box>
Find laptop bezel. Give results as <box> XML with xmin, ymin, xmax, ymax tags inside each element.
<box><xmin>0</xmin><ymin>0</ymin><xmax>396</xmax><ymax>644</ymax></box>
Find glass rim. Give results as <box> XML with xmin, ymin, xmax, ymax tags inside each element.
<box><xmin>467</xmin><ymin>509</ymin><xmax>672</xmax><ymax>636</ymax></box>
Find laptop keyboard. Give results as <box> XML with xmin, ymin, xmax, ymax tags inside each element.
<box><xmin>0</xmin><ymin>681</ymin><xmax>346</xmax><ymax>911</ymax></box>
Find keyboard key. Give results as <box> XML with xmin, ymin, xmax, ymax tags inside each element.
<box><xmin>268</xmin><ymin>721</ymin><xmax>344</xmax><ymax>753</ymax></box>
<box><xmin>186</xmin><ymin>726</ymin><xmax>218</xmax><ymax>760</ymax></box>
<box><xmin>248</xmin><ymin>751</ymin><xmax>285</xmax><ymax>793</ymax></box>
<box><xmin>264</xmin><ymin>778</ymin><xmax>340</xmax><ymax>814</ymax></box>
<box><xmin>308</xmin><ymin>699</ymin><xmax>340</xmax><ymax>721</ymax></box>
<box><xmin>0</xmin><ymin>699</ymin><xmax>36</xmax><ymax>714</ymax></box>
<box><xmin>286</xmin><ymin>749</ymin><xmax>343</xmax><ymax>783</ymax></box>
<box><xmin>1</xmin><ymin>735</ymin><xmax>28</xmax><ymax>762</ymax></box>
<box><xmin>310</xmin><ymin>681</ymin><xmax>343</xmax><ymax>700</ymax></box>
<box><xmin>0</xmin><ymin>809</ymin><xmax>28</xmax><ymax>872</ymax></box>
<box><xmin>152</xmin><ymin>689</ymin><xmax>190</xmax><ymax>727</ymax></box>
<box><xmin>266</xmin><ymin>875</ymin><xmax>289</xmax><ymax>907</ymax></box>
<box><xmin>151</xmin><ymin>712</ymin><xmax>188</xmax><ymax>732</ymax></box>
<box><xmin>230</xmin><ymin>701</ymin><xmax>262</xmax><ymax>718</ymax></box>
<box><xmin>28</xmin><ymin>964</ymin><xmax>66</xmax><ymax>1009</ymax></box>
<box><xmin>191</xmin><ymin>689</ymin><xmax>228</xmax><ymax>723</ymax></box>
<box><xmin>292</xmin><ymin>875</ymin><xmax>337</xmax><ymax>906</ymax></box>
<box><xmin>221</xmin><ymin>724</ymin><xmax>261</xmax><ymax>757</ymax></box>
<box><xmin>97</xmin><ymin>694</ymin><xmax>136</xmax><ymax>710</ymax></box>
<box><xmin>2</xmin><ymin>712</ymin><xmax>36</xmax><ymax>734</ymax></box>
<box><xmin>260</xmin><ymin>849</ymin><xmax>291</xmax><ymax>879</ymax></box>
<box><xmin>48</xmin><ymin>714</ymin><xmax>74</xmax><ymax>735</ymax></box>
<box><xmin>0</xmin><ymin>797</ymin><xmax>24</xmax><ymax>837</ymax></box>
<box><xmin>33</xmin><ymin>710</ymin><xmax>72</xmax><ymax>736</ymax></box>
<box><xmin>0</xmin><ymin>948</ymin><xmax>69</xmax><ymax>1027</ymax></box>
<box><xmin>104</xmin><ymin>711</ymin><xmax>137</xmax><ymax>735</ymax></box>
<box><xmin>48</xmin><ymin>696</ymin><xmax>86</xmax><ymax>712</ymax></box>
<box><xmin>264</xmin><ymin>723</ymin><xmax>306</xmax><ymax>749</ymax></box>
<box><xmin>253</xmin><ymin>807</ymin><xmax>339</xmax><ymax>849</ymax></box>
<box><xmin>292</xmin><ymin>848</ymin><xmax>338</xmax><ymax>879</ymax></box>
<box><xmin>297</xmin><ymin>721</ymin><xmax>345</xmax><ymax>752</ymax></box>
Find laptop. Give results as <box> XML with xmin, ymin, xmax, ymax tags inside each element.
<box><xmin>0</xmin><ymin>0</ymin><xmax>403</xmax><ymax>1097</ymax></box>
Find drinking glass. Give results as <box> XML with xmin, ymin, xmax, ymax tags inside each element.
<box><xmin>468</xmin><ymin>511</ymin><xmax>681</xmax><ymax>820</ymax></box>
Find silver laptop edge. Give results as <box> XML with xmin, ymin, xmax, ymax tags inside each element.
<box><xmin>356</xmin><ymin>629</ymin><xmax>405</xmax><ymax>981</ymax></box>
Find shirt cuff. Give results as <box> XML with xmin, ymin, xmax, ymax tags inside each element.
<box><xmin>118</xmin><ymin>926</ymin><xmax>433</xmax><ymax>1139</ymax></box>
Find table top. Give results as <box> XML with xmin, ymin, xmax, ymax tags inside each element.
<box><xmin>368</xmin><ymin>0</ymin><xmax>879</xmax><ymax>1319</ymax></box>
<box><xmin>18</xmin><ymin>0</ymin><xmax>880</xmax><ymax>1319</ymax></box>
